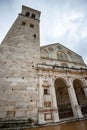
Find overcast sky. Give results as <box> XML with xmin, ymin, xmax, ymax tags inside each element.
<box><xmin>0</xmin><ymin>0</ymin><xmax>87</xmax><ymax>64</ymax></box>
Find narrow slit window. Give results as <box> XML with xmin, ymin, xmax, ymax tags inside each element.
<box><xmin>22</xmin><ymin>22</ymin><xmax>26</xmax><ymax>25</ymax></box>
<box><xmin>30</xmin><ymin>24</ymin><xmax>34</xmax><ymax>28</ymax></box>
<box><xmin>44</xmin><ymin>89</ymin><xmax>48</xmax><ymax>95</ymax></box>
<box><xmin>34</xmin><ymin>34</ymin><xmax>36</xmax><ymax>38</ymax></box>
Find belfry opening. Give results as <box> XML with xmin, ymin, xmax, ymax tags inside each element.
<box><xmin>55</xmin><ymin>78</ymin><xmax>73</xmax><ymax>119</ymax></box>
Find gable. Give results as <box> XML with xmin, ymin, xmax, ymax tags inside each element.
<box><xmin>40</xmin><ymin>43</ymin><xmax>84</xmax><ymax>64</ymax></box>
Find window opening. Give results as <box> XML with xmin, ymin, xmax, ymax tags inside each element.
<box><xmin>25</xmin><ymin>12</ymin><xmax>30</xmax><ymax>17</ymax></box>
<box><xmin>34</xmin><ymin>34</ymin><xmax>36</xmax><ymax>38</ymax></box>
<box><xmin>31</xmin><ymin>14</ymin><xmax>35</xmax><ymax>19</ymax></box>
<box><xmin>30</xmin><ymin>24</ymin><xmax>34</xmax><ymax>28</ymax></box>
<box><xmin>44</xmin><ymin>89</ymin><xmax>48</xmax><ymax>95</ymax></box>
<box><xmin>22</xmin><ymin>22</ymin><xmax>26</xmax><ymax>25</ymax></box>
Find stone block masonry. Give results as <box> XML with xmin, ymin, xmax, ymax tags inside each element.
<box><xmin>0</xmin><ymin>5</ymin><xmax>41</xmax><ymax>122</ymax></box>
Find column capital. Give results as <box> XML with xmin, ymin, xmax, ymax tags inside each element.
<box><xmin>38</xmin><ymin>107</ymin><xmax>44</xmax><ymax>112</ymax></box>
<box><xmin>52</xmin><ymin>107</ymin><xmax>58</xmax><ymax>111</ymax></box>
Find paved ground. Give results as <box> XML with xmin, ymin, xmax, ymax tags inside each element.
<box><xmin>23</xmin><ymin>119</ymin><xmax>87</xmax><ymax>130</ymax></box>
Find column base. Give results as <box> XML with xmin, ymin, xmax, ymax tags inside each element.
<box><xmin>52</xmin><ymin>107</ymin><xmax>59</xmax><ymax>122</ymax></box>
<box><xmin>38</xmin><ymin>107</ymin><xmax>60</xmax><ymax>124</ymax></box>
<box><xmin>75</xmin><ymin>105</ymin><xmax>83</xmax><ymax>118</ymax></box>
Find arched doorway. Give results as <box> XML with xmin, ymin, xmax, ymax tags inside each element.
<box><xmin>73</xmin><ymin>79</ymin><xmax>87</xmax><ymax>115</ymax></box>
<box><xmin>55</xmin><ymin>78</ymin><xmax>73</xmax><ymax>119</ymax></box>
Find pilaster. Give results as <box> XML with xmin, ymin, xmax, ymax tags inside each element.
<box><xmin>38</xmin><ymin>74</ymin><xmax>45</xmax><ymax>124</ymax></box>
<box><xmin>50</xmin><ymin>77</ymin><xmax>59</xmax><ymax>122</ymax></box>
<box><xmin>83</xmin><ymin>85</ymin><xmax>87</xmax><ymax>98</ymax></box>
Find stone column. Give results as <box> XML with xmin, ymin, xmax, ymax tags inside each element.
<box><xmin>67</xmin><ymin>78</ymin><xmax>83</xmax><ymax>118</ymax></box>
<box><xmin>83</xmin><ymin>79</ymin><xmax>87</xmax><ymax>98</ymax></box>
<box><xmin>38</xmin><ymin>74</ymin><xmax>44</xmax><ymax>124</ymax></box>
<box><xmin>83</xmin><ymin>86</ymin><xmax>87</xmax><ymax>98</ymax></box>
<box><xmin>50</xmin><ymin>77</ymin><xmax>59</xmax><ymax>122</ymax></box>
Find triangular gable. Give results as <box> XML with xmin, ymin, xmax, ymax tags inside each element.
<box><xmin>40</xmin><ymin>43</ymin><xmax>81</xmax><ymax>57</ymax></box>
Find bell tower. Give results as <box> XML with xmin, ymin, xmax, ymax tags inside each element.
<box><xmin>20</xmin><ymin>5</ymin><xmax>41</xmax><ymax>66</ymax></box>
<box><xmin>0</xmin><ymin>6</ymin><xmax>41</xmax><ymax>121</ymax></box>
<box><xmin>2</xmin><ymin>5</ymin><xmax>41</xmax><ymax>66</ymax></box>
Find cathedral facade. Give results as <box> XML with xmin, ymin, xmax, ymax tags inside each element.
<box><xmin>0</xmin><ymin>6</ymin><xmax>87</xmax><ymax>124</ymax></box>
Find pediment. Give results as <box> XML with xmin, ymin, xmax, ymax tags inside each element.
<box><xmin>40</xmin><ymin>43</ymin><xmax>84</xmax><ymax>64</ymax></box>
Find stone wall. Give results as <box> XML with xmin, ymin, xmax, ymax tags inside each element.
<box><xmin>0</xmin><ymin>5</ymin><xmax>41</xmax><ymax>122</ymax></box>
<box><xmin>40</xmin><ymin>43</ymin><xmax>86</xmax><ymax>67</ymax></box>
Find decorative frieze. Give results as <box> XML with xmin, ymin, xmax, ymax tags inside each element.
<box><xmin>42</xmin><ymin>80</ymin><xmax>50</xmax><ymax>87</ymax></box>
<box><xmin>44</xmin><ymin>113</ymin><xmax>52</xmax><ymax>120</ymax></box>
<box><xmin>44</xmin><ymin>102</ymin><xmax>51</xmax><ymax>107</ymax></box>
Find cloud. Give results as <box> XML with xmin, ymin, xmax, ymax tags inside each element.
<box><xmin>40</xmin><ymin>0</ymin><xmax>87</xmax><ymax>64</ymax></box>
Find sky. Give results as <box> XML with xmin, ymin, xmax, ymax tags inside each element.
<box><xmin>0</xmin><ymin>0</ymin><xmax>87</xmax><ymax>64</ymax></box>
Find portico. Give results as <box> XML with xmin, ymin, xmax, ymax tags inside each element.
<box><xmin>38</xmin><ymin>64</ymin><xmax>87</xmax><ymax>124</ymax></box>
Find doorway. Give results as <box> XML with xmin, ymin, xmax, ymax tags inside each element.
<box><xmin>73</xmin><ymin>79</ymin><xmax>87</xmax><ymax>115</ymax></box>
<box><xmin>55</xmin><ymin>78</ymin><xmax>73</xmax><ymax>119</ymax></box>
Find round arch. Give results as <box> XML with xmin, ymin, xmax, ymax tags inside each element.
<box><xmin>54</xmin><ymin>77</ymin><xmax>68</xmax><ymax>87</ymax></box>
<box><xmin>73</xmin><ymin>78</ymin><xmax>85</xmax><ymax>87</ymax></box>
<box><xmin>54</xmin><ymin>78</ymin><xmax>73</xmax><ymax>119</ymax></box>
<box><xmin>25</xmin><ymin>12</ymin><xmax>30</xmax><ymax>17</ymax></box>
<box><xmin>73</xmin><ymin>79</ymin><xmax>87</xmax><ymax>115</ymax></box>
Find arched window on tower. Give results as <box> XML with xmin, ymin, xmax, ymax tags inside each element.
<box><xmin>31</xmin><ymin>14</ymin><xmax>35</xmax><ymax>19</ymax></box>
<box><xmin>25</xmin><ymin>12</ymin><xmax>30</xmax><ymax>17</ymax></box>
